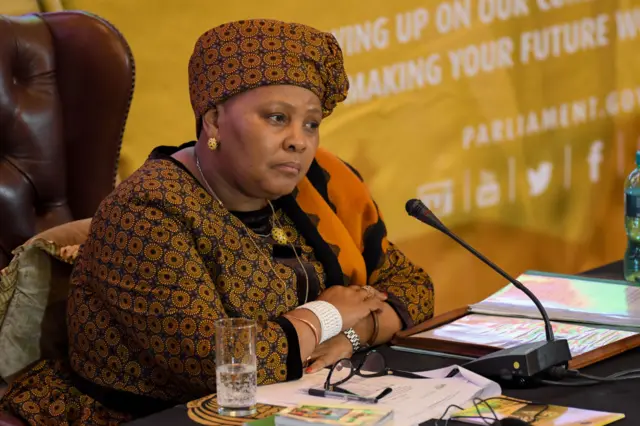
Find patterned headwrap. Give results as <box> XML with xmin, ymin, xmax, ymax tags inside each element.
<box><xmin>188</xmin><ymin>19</ymin><xmax>349</xmax><ymax>136</ymax></box>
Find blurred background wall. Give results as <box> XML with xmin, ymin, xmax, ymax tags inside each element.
<box><xmin>2</xmin><ymin>0</ymin><xmax>61</xmax><ymax>14</ymax></box>
<box><xmin>4</xmin><ymin>0</ymin><xmax>640</xmax><ymax>314</ymax></box>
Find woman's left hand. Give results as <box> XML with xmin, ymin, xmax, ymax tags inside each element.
<box><xmin>305</xmin><ymin>334</ymin><xmax>353</xmax><ymax>374</ymax></box>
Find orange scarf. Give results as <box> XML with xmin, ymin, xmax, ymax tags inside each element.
<box><xmin>281</xmin><ymin>148</ymin><xmax>389</xmax><ymax>288</ymax></box>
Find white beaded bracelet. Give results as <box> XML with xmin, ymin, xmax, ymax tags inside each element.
<box><xmin>296</xmin><ymin>301</ymin><xmax>343</xmax><ymax>343</ymax></box>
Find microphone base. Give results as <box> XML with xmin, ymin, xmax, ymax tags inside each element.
<box><xmin>463</xmin><ymin>339</ymin><xmax>572</xmax><ymax>388</ymax></box>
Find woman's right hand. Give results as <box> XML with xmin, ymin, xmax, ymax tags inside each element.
<box><xmin>316</xmin><ymin>285</ymin><xmax>387</xmax><ymax>331</ymax></box>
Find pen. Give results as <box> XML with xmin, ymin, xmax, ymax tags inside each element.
<box><xmin>446</xmin><ymin>367</ymin><xmax>460</xmax><ymax>378</ymax></box>
<box><xmin>374</xmin><ymin>387</ymin><xmax>393</xmax><ymax>400</ymax></box>
<box><xmin>308</xmin><ymin>388</ymin><xmax>379</xmax><ymax>404</ymax></box>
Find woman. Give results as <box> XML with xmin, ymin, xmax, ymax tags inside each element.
<box><xmin>0</xmin><ymin>18</ymin><xmax>434</xmax><ymax>425</ymax></box>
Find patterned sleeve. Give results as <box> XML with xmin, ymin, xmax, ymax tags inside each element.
<box><xmin>332</xmin><ymin>157</ymin><xmax>435</xmax><ymax>329</ymax></box>
<box><xmin>85</xmin><ymin>194</ymin><xmax>302</xmax><ymax>396</ymax></box>
<box><xmin>367</xmin><ymin>240</ymin><xmax>435</xmax><ymax>329</ymax></box>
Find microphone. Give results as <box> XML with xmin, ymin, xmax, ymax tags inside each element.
<box><xmin>405</xmin><ymin>198</ymin><xmax>572</xmax><ymax>386</ymax></box>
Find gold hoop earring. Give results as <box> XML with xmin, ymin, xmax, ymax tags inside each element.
<box><xmin>207</xmin><ymin>137</ymin><xmax>219</xmax><ymax>151</ymax></box>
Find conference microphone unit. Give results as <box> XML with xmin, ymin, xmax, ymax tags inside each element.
<box><xmin>405</xmin><ymin>198</ymin><xmax>572</xmax><ymax>387</ymax></box>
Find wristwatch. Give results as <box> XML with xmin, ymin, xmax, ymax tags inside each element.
<box><xmin>342</xmin><ymin>328</ymin><xmax>362</xmax><ymax>352</ymax></box>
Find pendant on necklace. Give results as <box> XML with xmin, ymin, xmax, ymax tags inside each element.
<box><xmin>271</xmin><ymin>227</ymin><xmax>289</xmax><ymax>245</ymax></box>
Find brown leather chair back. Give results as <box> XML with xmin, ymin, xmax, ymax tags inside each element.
<box><xmin>0</xmin><ymin>11</ymin><xmax>135</xmax><ymax>269</ymax></box>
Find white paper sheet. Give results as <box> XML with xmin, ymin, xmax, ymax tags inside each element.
<box><xmin>256</xmin><ymin>365</ymin><xmax>501</xmax><ymax>426</ymax></box>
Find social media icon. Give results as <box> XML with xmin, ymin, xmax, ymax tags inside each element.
<box><xmin>587</xmin><ymin>140</ymin><xmax>604</xmax><ymax>183</ymax></box>
<box><xmin>527</xmin><ymin>162</ymin><xmax>553</xmax><ymax>196</ymax></box>
<box><xmin>476</xmin><ymin>170</ymin><xmax>501</xmax><ymax>208</ymax></box>
<box><xmin>417</xmin><ymin>180</ymin><xmax>454</xmax><ymax>217</ymax></box>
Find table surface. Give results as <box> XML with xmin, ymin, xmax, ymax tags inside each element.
<box><xmin>129</xmin><ymin>260</ymin><xmax>639</xmax><ymax>425</ymax></box>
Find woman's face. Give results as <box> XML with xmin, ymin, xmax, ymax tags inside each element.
<box><xmin>202</xmin><ymin>84</ymin><xmax>323</xmax><ymax>200</ymax></box>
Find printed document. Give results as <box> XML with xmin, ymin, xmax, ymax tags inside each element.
<box><xmin>256</xmin><ymin>365</ymin><xmax>501</xmax><ymax>425</ymax></box>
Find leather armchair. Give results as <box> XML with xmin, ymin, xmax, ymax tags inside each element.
<box><xmin>0</xmin><ymin>10</ymin><xmax>135</xmax><ymax>269</ymax></box>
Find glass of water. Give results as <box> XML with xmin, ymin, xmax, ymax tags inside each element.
<box><xmin>215</xmin><ymin>318</ymin><xmax>257</xmax><ymax>417</ymax></box>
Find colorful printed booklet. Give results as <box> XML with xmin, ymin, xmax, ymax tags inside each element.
<box><xmin>273</xmin><ymin>403</ymin><xmax>393</xmax><ymax>426</ymax></box>
<box><xmin>451</xmin><ymin>397</ymin><xmax>625</xmax><ymax>425</ymax></box>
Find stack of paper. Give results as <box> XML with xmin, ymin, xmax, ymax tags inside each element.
<box><xmin>255</xmin><ymin>365</ymin><xmax>501</xmax><ymax>426</ymax></box>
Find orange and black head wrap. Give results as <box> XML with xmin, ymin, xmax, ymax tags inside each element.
<box><xmin>188</xmin><ymin>19</ymin><xmax>349</xmax><ymax>136</ymax></box>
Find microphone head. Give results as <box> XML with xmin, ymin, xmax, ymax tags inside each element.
<box><xmin>405</xmin><ymin>198</ymin><xmax>427</xmax><ymax>218</ymax></box>
<box><xmin>405</xmin><ymin>198</ymin><xmax>445</xmax><ymax>230</ymax></box>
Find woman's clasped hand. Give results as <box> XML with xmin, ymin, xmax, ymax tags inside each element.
<box><xmin>317</xmin><ymin>285</ymin><xmax>387</xmax><ymax>331</ymax></box>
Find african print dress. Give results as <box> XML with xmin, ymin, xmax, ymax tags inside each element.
<box><xmin>0</xmin><ymin>142</ymin><xmax>434</xmax><ymax>425</ymax></box>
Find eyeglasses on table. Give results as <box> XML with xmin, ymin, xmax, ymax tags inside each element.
<box><xmin>323</xmin><ymin>350</ymin><xmax>432</xmax><ymax>400</ymax></box>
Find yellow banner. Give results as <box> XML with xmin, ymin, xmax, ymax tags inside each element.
<box><xmin>64</xmin><ymin>0</ymin><xmax>640</xmax><ymax>313</ymax></box>
<box><xmin>1</xmin><ymin>0</ymin><xmax>41</xmax><ymax>14</ymax></box>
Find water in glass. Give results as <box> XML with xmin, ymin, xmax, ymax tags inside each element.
<box><xmin>216</xmin><ymin>363</ymin><xmax>257</xmax><ymax>415</ymax></box>
<box><xmin>215</xmin><ymin>318</ymin><xmax>257</xmax><ymax>417</ymax></box>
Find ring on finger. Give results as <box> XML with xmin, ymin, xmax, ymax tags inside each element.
<box><xmin>361</xmin><ymin>285</ymin><xmax>375</xmax><ymax>299</ymax></box>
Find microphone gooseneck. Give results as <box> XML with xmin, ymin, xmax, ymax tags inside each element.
<box><xmin>405</xmin><ymin>198</ymin><xmax>555</xmax><ymax>342</ymax></box>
